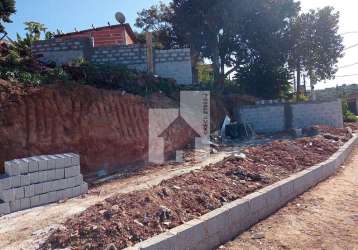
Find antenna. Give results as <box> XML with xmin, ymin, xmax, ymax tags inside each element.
<box><xmin>115</xmin><ymin>12</ymin><xmax>126</xmax><ymax>24</ymax></box>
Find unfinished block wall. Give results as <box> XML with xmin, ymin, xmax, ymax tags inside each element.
<box><xmin>0</xmin><ymin>153</ymin><xmax>88</xmax><ymax>216</ymax></box>
<box><xmin>33</xmin><ymin>39</ymin><xmax>193</xmax><ymax>85</ymax></box>
<box><xmin>238</xmin><ymin>99</ymin><xmax>344</xmax><ymax>133</ymax></box>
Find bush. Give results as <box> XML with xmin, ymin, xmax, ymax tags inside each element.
<box><xmin>342</xmin><ymin>99</ymin><xmax>358</xmax><ymax>122</ymax></box>
<box><xmin>344</xmin><ymin>111</ymin><xmax>358</xmax><ymax>122</ymax></box>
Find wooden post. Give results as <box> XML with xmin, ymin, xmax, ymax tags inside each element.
<box><xmin>146</xmin><ymin>32</ymin><xmax>154</xmax><ymax>73</ymax></box>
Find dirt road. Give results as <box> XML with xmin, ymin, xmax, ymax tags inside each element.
<box><xmin>223</xmin><ymin>146</ymin><xmax>358</xmax><ymax>250</ymax></box>
<box><xmin>0</xmin><ymin>151</ymin><xmax>233</xmax><ymax>250</ymax></box>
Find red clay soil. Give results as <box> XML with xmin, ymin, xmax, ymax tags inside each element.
<box><xmin>0</xmin><ymin>80</ymin><xmax>226</xmax><ymax>177</ymax></box>
<box><xmin>41</xmin><ymin>127</ymin><xmax>351</xmax><ymax>250</ymax></box>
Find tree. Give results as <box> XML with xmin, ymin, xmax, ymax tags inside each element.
<box><xmin>288</xmin><ymin>7</ymin><xmax>344</xmax><ymax>98</ymax></box>
<box><xmin>135</xmin><ymin>2</ymin><xmax>177</xmax><ymax>49</ymax></box>
<box><xmin>171</xmin><ymin>0</ymin><xmax>299</xmax><ymax>89</ymax></box>
<box><xmin>0</xmin><ymin>0</ymin><xmax>16</xmax><ymax>36</ymax></box>
<box><xmin>12</xmin><ymin>22</ymin><xmax>48</xmax><ymax>57</ymax></box>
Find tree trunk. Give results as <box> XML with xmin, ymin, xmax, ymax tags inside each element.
<box><xmin>296</xmin><ymin>64</ymin><xmax>301</xmax><ymax>100</ymax></box>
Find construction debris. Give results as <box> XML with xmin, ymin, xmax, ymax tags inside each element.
<box><xmin>41</xmin><ymin>126</ymin><xmax>352</xmax><ymax>250</ymax></box>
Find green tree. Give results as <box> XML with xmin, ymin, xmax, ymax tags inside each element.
<box><xmin>171</xmin><ymin>0</ymin><xmax>299</xmax><ymax>90</ymax></box>
<box><xmin>288</xmin><ymin>7</ymin><xmax>344</xmax><ymax>98</ymax></box>
<box><xmin>0</xmin><ymin>0</ymin><xmax>16</xmax><ymax>36</ymax></box>
<box><xmin>135</xmin><ymin>1</ymin><xmax>177</xmax><ymax>49</ymax></box>
<box><xmin>11</xmin><ymin>22</ymin><xmax>47</xmax><ymax>58</ymax></box>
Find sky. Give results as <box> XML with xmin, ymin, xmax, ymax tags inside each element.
<box><xmin>4</xmin><ymin>0</ymin><xmax>358</xmax><ymax>89</ymax></box>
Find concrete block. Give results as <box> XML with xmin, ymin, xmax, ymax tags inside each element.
<box><xmin>137</xmin><ymin>232</ymin><xmax>178</xmax><ymax>250</ymax></box>
<box><xmin>258</xmin><ymin>184</ymin><xmax>284</xmax><ymax>215</ymax></box>
<box><xmin>48</xmin><ymin>191</ymin><xmax>58</xmax><ymax>203</ymax></box>
<box><xmin>170</xmin><ymin>219</ymin><xmax>206</xmax><ymax>249</ymax></box>
<box><xmin>55</xmin><ymin>169</ymin><xmax>65</xmax><ymax>180</ymax></box>
<box><xmin>64</xmin><ymin>153</ymin><xmax>80</xmax><ymax>166</ymax></box>
<box><xmin>72</xmin><ymin>186</ymin><xmax>82</xmax><ymax>197</ymax></box>
<box><xmin>39</xmin><ymin>193</ymin><xmax>50</xmax><ymax>205</ymax></box>
<box><xmin>56</xmin><ymin>190</ymin><xmax>65</xmax><ymax>201</ymax></box>
<box><xmin>56</xmin><ymin>154</ymin><xmax>72</xmax><ymax>167</ymax></box>
<box><xmin>9</xmin><ymin>200</ymin><xmax>21</xmax><ymax>212</ymax></box>
<box><xmin>63</xmin><ymin>188</ymin><xmax>73</xmax><ymax>199</ymax></box>
<box><xmin>0</xmin><ymin>189</ymin><xmax>15</xmax><ymax>202</ymax></box>
<box><xmin>25</xmin><ymin>185</ymin><xmax>35</xmax><ymax>198</ymax></box>
<box><xmin>202</xmin><ymin>206</ymin><xmax>234</xmax><ymax>244</ymax></box>
<box><xmin>21</xmin><ymin>174</ymin><xmax>31</xmax><ymax>187</ymax></box>
<box><xmin>10</xmin><ymin>175</ymin><xmax>21</xmax><ymax>188</ymax></box>
<box><xmin>14</xmin><ymin>187</ymin><xmax>25</xmax><ymax>200</ymax></box>
<box><xmin>39</xmin><ymin>155</ymin><xmax>54</xmax><ymax>170</ymax></box>
<box><xmin>30</xmin><ymin>195</ymin><xmax>41</xmax><ymax>207</ymax></box>
<box><xmin>34</xmin><ymin>183</ymin><xmax>44</xmax><ymax>195</ymax></box>
<box><xmin>42</xmin><ymin>182</ymin><xmax>51</xmax><ymax>193</ymax></box>
<box><xmin>49</xmin><ymin>155</ymin><xmax>65</xmax><ymax>169</ymax></box>
<box><xmin>46</xmin><ymin>170</ymin><xmax>56</xmax><ymax>181</ymax></box>
<box><xmin>277</xmin><ymin>177</ymin><xmax>295</xmax><ymax>203</ymax></box>
<box><xmin>67</xmin><ymin>175</ymin><xmax>83</xmax><ymax>188</ymax></box>
<box><xmin>65</xmin><ymin>165</ymin><xmax>80</xmax><ymax>178</ymax></box>
<box><xmin>0</xmin><ymin>176</ymin><xmax>11</xmax><ymax>191</ymax></box>
<box><xmin>28</xmin><ymin>157</ymin><xmax>40</xmax><ymax>172</ymax></box>
<box><xmin>29</xmin><ymin>172</ymin><xmax>39</xmax><ymax>184</ymax></box>
<box><xmin>38</xmin><ymin>171</ymin><xmax>48</xmax><ymax>183</ymax></box>
<box><xmin>20</xmin><ymin>198</ymin><xmax>30</xmax><ymax>210</ymax></box>
<box><xmin>16</xmin><ymin>159</ymin><xmax>29</xmax><ymax>174</ymax></box>
<box><xmin>226</xmin><ymin>198</ymin><xmax>252</xmax><ymax>234</ymax></box>
<box><xmin>4</xmin><ymin>161</ymin><xmax>20</xmax><ymax>176</ymax></box>
<box><xmin>0</xmin><ymin>202</ymin><xmax>10</xmax><ymax>215</ymax></box>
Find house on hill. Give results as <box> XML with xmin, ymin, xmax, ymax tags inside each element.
<box><xmin>55</xmin><ymin>23</ymin><xmax>137</xmax><ymax>47</ymax></box>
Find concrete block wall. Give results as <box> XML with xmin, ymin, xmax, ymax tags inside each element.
<box><xmin>154</xmin><ymin>48</ymin><xmax>192</xmax><ymax>85</ymax></box>
<box><xmin>90</xmin><ymin>45</ymin><xmax>147</xmax><ymax>70</ymax></box>
<box><xmin>238</xmin><ymin>104</ymin><xmax>286</xmax><ymax>133</ymax></box>
<box><xmin>0</xmin><ymin>153</ymin><xmax>88</xmax><ymax>216</ymax></box>
<box><xmin>237</xmin><ymin>99</ymin><xmax>344</xmax><ymax>133</ymax></box>
<box><xmin>33</xmin><ymin>39</ymin><xmax>193</xmax><ymax>85</ymax></box>
<box><xmin>291</xmin><ymin>99</ymin><xmax>344</xmax><ymax>129</ymax></box>
<box><xmin>32</xmin><ymin>38</ymin><xmax>92</xmax><ymax>65</ymax></box>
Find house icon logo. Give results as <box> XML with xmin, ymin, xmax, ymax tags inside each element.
<box><xmin>149</xmin><ymin>91</ymin><xmax>211</xmax><ymax>164</ymax></box>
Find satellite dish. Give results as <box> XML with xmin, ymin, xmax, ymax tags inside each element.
<box><xmin>115</xmin><ymin>12</ymin><xmax>126</xmax><ymax>24</ymax></box>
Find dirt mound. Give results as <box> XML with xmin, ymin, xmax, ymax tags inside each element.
<box><xmin>41</xmin><ymin>129</ymin><xmax>349</xmax><ymax>250</ymax></box>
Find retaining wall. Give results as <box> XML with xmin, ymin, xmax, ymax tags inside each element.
<box><xmin>32</xmin><ymin>38</ymin><xmax>193</xmax><ymax>85</ymax></box>
<box><xmin>0</xmin><ymin>153</ymin><xmax>88</xmax><ymax>216</ymax></box>
<box><xmin>238</xmin><ymin>99</ymin><xmax>343</xmax><ymax>133</ymax></box>
<box><xmin>126</xmin><ymin>134</ymin><xmax>358</xmax><ymax>250</ymax></box>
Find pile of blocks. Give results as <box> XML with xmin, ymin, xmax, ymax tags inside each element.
<box><xmin>0</xmin><ymin>153</ymin><xmax>88</xmax><ymax>216</ymax></box>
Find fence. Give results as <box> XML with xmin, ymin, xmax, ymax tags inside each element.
<box><xmin>32</xmin><ymin>38</ymin><xmax>193</xmax><ymax>85</ymax></box>
<box><xmin>237</xmin><ymin>99</ymin><xmax>344</xmax><ymax>133</ymax></box>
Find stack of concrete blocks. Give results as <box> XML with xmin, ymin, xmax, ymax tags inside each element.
<box><xmin>0</xmin><ymin>153</ymin><xmax>88</xmax><ymax>216</ymax></box>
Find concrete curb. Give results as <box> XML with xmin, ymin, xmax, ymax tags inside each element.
<box><xmin>126</xmin><ymin>134</ymin><xmax>358</xmax><ymax>250</ymax></box>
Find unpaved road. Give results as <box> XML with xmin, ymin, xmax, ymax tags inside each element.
<box><xmin>223</xmin><ymin>146</ymin><xmax>358</xmax><ymax>250</ymax></box>
<box><xmin>0</xmin><ymin>151</ymin><xmax>233</xmax><ymax>250</ymax></box>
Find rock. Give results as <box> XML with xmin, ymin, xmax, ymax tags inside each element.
<box><xmin>211</xmin><ymin>148</ymin><xmax>218</xmax><ymax>154</ymax></box>
<box><xmin>172</xmin><ymin>185</ymin><xmax>181</xmax><ymax>191</ymax></box>
<box><xmin>134</xmin><ymin>220</ymin><xmax>144</xmax><ymax>227</ymax></box>
<box><xmin>105</xmin><ymin>243</ymin><xmax>118</xmax><ymax>250</ymax></box>
<box><xmin>111</xmin><ymin>205</ymin><xmax>120</xmax><ymax>211</ymax></box>
<box><xmin>252</xmin><ymin>232</ymin><xmax>265</xmax><ymax>240</ymax></box>
<box><xmin>233</xmin><ymin>153</ymin><xmax>247</xmax><ymax>160</ymax></box>
<box><xmin>159</xmin><ymin>206</ymin><xmax>172</xmax><ymax>222</ymax></box>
